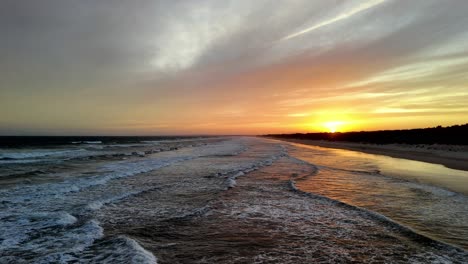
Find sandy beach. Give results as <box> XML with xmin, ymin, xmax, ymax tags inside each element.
<box><xmin>268</xmin><ymin>138</ymin><xmax>468</xmax><ymax>171</ymax></box>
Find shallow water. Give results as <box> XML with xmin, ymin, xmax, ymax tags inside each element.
<box><xmin>0</xmin><ymin>137</ymin><xmax>467</xmax><ymax>263</ymax></box>
<box><xmin>287</xmin><ymin>142</ymin><xmax>468</xmax><ymax>249</ymax></box>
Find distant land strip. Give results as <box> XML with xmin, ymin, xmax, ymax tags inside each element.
<box><xmin>263</xmin><ymin>124</ymin><xmax>468</xmax><ymax>171</ymax></box>
<box><xmin>263</xmin><ymin>124</ymin><xmax>468</xmax><ymax>145</ymax></box>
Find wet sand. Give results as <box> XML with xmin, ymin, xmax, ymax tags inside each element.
<box><xmin>269</xmin><ymin>138</ymin><xmax>468</xmax><ymax>171</ymax></box>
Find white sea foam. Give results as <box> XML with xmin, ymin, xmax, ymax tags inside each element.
<box><xmin>86</xmin><ymin>188</ymin><xmax>157</xmax><ymax>211</ymax></box>
<box><xmin>226</xmin><ymin>178</ymin><xmax>237</xmax><ymax>188</ymax></box>
<box><xmin>72</xmin><ymin>141</ymin><xmax>102</xmax><ymax>144</ymax></box>
<box><xmin>0</xmin><ymin>139</ymin><xmax>240</xmax><ymax>262</ymax></box>
<box><xmin>0</xmin><ymin>156</ymin><xmax>187</xmax><ymax>261</ymax></box>
<box><xmin>110</xmin><ymin>236</ymin><xmax>158</xmax><ymax>264</ymax></box>
<box><xmin>223</xmin><ymin>142</ymin><xmax>287</xmax><ymax>189</ymax></box>
<box><xmin>0</xmin><ymin>159</ymin><xmax>44</xmax><ymax>164</ymax></box>
<box><xmin>0</xmin><ymin>156</ymin><xmax>193</xmax><ymax>205</ymax></box>
<box><xmin>2</xmin><ymin>137</ymin><xmax>466</xmax><ymax>262</ymax></box>
<box><xmin>140</xmin><ymin>141</ymin><xmax>162</xmax><ymax>144</ymax></box>
<box><xmin>77</xmin><ymin>236</ymin><xmax>158</xmax><ymax>264</ymax></box>
<box><xmin>0</xmin><ymin>148</ymin><xmax>86</xmax><ymax>160</ymax></box>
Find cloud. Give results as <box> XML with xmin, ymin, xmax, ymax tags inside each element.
<box><xmin>1</xmin><ymin>0</ymin><xmax>468</xmax><ymax>134</ymax></box>
<box><xmin>282</xmin><ymin>0</ymin><xmax>388</xmax><ymax>41</ymax></box>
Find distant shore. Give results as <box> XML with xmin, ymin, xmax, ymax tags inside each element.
<box><xmin>268</xmin><ymin>138</ymin><xmax>468</xmax><ymax>171</ymax></box>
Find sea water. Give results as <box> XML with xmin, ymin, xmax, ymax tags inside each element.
<box><xmin>287</xmin><ymin>142</ymin><xmax>468</xmax><ymax>249</ymax></box>
<box><xmin>0</xmin><ymin>136</ymin><xmax>466</xmax><ymax>263</ymax></box>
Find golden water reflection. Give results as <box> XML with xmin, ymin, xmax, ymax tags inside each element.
<box><xmin>288</xmin><ymin>142</ymin><xmax>468</xmax><ymax>249</ymax></box>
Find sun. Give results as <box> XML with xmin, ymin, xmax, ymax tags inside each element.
<box><xmin>323</xmin><ymin>121</ymin><xmax>345</xmax><ymax>133</ymax></box>
<box><xmin>303</xmin><ymin>116</ymin><xmax>354</xmax><ymax>132</ymax></box>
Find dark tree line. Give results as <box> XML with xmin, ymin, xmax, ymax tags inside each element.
<box><xmin>264</xmin><ymin>124</ymin><xmax>468</xmax><ymax>145</ymax></box>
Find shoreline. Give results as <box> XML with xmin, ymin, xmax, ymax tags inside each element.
<box><xmin>267</xmin><ymin>138</ymin><xmax>468</xmax><ymax>171</ymax></box>
<box><xmin>109</xmin><ymin>144</ymin><xmax>467</xmax><ymax>261</ymax></box>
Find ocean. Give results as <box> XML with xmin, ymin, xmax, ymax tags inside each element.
<box><xmin>0</xmin><ymin>136</ymin><xmax>466</xmax><ymax>263</ymax></box>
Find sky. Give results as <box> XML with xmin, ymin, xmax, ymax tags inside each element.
<box><xmin>1</xmin><ymin>0</ymin><xmax>468</xmax><ymax>135</ymax></box>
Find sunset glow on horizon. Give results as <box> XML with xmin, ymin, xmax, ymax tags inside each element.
<box><xmin>1</xmin><ymin>1</ymin><xmax>468</xmax><ymax>135</ymax></box>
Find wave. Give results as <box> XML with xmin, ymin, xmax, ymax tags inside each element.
<box><xmin>0</xmin><ymin>156</ymin><xmax>193</xmax><ymax>205</ymax></box>
<box><xmin>0</xmin><ymin>138</ymin><xmax>254</xmax><ymax>262</ymax></box>
<box><xmin>0</xmin><ymin>141</ymin><xmax>174</xmax><ymax>164</ymax></box>
<box><xmin>0</xmin><ymin>177</ymin><xmax>162</xmax><ymax>263</ymax></box>
<box><xmin>287</xmin><ymin>178</ymin><xmax>466</xmax><ymax>252</ymax></box>
<box><xmin>0</xmin><ymin>211</ymin><xmax>78</xmax><ymax>251</ymax></box>
<box><xmin>0</xmin><ymin>159</ymin><xmax>47</xmax><ymax>164</ymax></box>
<box><xmin>0</xmin><ymin>182</ymin><xmax>161</xmax><ymax>263</ymax></box>
<box><xmin>224</xmin><ymin>144</ymin><xmax>287</xmax><ymax>189</ymax></box>
<box><xmin>0</xmin><ymin>149</ymin><xmax>86</xmax><ymax>160</ymax></box>
<box><xmin>86</xmin><ymin>186</ymin><xmax>161</xmax><ymax>211</ymax></box>
<box><xmin>0</xmin><ymin>137</ymin><xmax>219</xmax><ymax>167</ymax></box>
<box><xmin>71</xmin><ymin>141</ymin><xmax>103</xmax><ymax>144</ymax></box>
<box><xmin>78</xmin><ymin>236</ymin><xmax>157</xmax><ymax>264</ymax></box>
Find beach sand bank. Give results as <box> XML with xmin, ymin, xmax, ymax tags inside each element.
<box><xmin>267</xmin><ymin>138</ymin><xmax>468</xmax><ymax>171</ymax></box>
